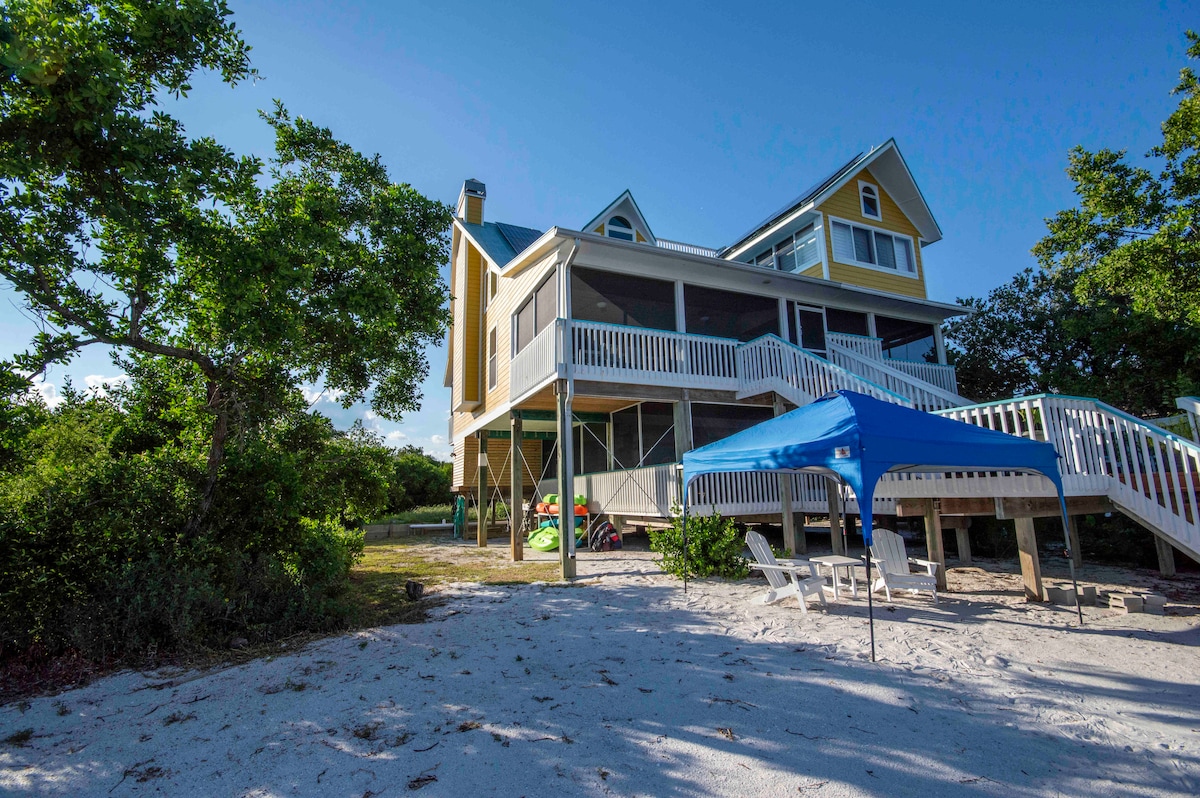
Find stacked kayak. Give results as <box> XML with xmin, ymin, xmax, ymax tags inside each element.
<box><xmin>528</xmin><ymin>493</ymin><xmax>590</xmax><ymax>551</ymax></box>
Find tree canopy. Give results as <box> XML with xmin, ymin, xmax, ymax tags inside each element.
<box><xmin>946</xmin><ymin>31</ymin><xmax>1200</xmax><ymax>415</ymax></box>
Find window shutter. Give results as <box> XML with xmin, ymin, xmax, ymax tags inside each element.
<box><xmin>895</xmin><ymin>238</ymin><xmax>914</xmax><ymax>272</ymax></box>
<box><xmin>831</xmin><ymin>222</ymin><xmax>853</xmax><ymax>263</ymax></box>
<box><xmin>875</xmin><ymin>232</ymin><xmax>896</xmax><ymax>270</ymax></box>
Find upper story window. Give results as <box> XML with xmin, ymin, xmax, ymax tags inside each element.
<box><xmin>607</xmin><ymin>216</ymin><xmax>635</xmax><ymax>241</ymax></box>
<box><xmin>859</xmin><ymin>182</ymin><xmax>881</xmax><ymax>220</ymax></box>
<box><xmin>751</xmin><ymin>224</ymin><xmax>820</xmax><ymax>273</ymax></box>
<box><xmin>830</xmin><ymin>217</ymin><xmax>916</xmax><ymax>275</ymax></box>
<box><xmin>514</xmin><ymin>275</ymin><xmax>557</xmax><ymax>354</ymax></box>
<box><xmin>487</xmin><ymin>327</ymin><xmax>498</xmax><ymax>389</ymax></box>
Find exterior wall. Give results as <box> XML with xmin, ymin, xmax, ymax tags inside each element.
<box><xmin>450</xmin><ymin>237</ymin><xmax>483</xmax><ymax>409</ymax></box>
<box><xmin>482</xmin><ymin>253</ymin><xmax>558</xmax><ymax>411</ymax></box>
<box><xmin>819</xmin><ymin>167</ymin><xmax>927</xmax><ymax>299</ymax></box>
<box><xmin>800</xmin><ymin>263</ymin><xmax>823</xmax><ymax>278</ymax></box>
<box><xmin>453</xmin><ymin>434</ymin><xmax>544</xmax><ymax>496</ymax></box>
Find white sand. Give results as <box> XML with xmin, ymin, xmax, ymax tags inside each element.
<box><xmin>2</xmin><ymin>539</ymin><xmax>1200</xmax><ymax>797</ymax></box>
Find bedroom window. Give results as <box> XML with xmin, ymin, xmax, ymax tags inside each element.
<box><xmin>487</xmin><ymin>327</ymin><xmax>498</xmax><ymax>389</ymax></box>
<box><xmin>830</xmin><ymin>219</ymin><xmax>916</xmax><ymax>275</ymax></box>
<box><xmin>859</xmin><ymin>182</ymin><xmax>881</xmax><ymax>220</ymax></box>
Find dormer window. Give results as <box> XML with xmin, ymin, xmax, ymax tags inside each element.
<box><xmin>859</xmin><ymin>182</ymin><xmax>881</xmax><ymax>220</ymax></box>
<box><xmin>607</xmin><ymin>216</ymin><xmax>634</xmax><ymax>241</ymax></box>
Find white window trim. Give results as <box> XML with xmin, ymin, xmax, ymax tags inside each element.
<box><xmin>828</xmin><ymin>215</ymin><xmax>920</xmax><ymax>280</ymax></box>
<box><xmin>607</xmin><ymin>215</ymin><xmax>635</xmax><ymax>242</ymax></box>
<box><xmin>858</xmin><ymin>180</ymin><xmax>882</xmax><ymax>221</ymax></box>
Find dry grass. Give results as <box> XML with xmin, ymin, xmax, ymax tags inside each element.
<box><xmin>342</xmin><ymin>537</ymin><xmax>559</xmax><ymax>627</ymax></box>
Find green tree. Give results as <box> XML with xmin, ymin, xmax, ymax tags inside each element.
<box><xmin>0</xmin><ymin>0</ymin><xmax>452</xmax><ymax>533</ymax></box>
<box><xmin>387</xmin><ymin>445</ymin><xmax>451</xmax><ymax>513</ymax></box>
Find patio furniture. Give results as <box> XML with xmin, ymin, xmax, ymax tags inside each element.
<box><xmin>868</xmin><ymin>528</ymin><xmax>938</xmax><ymax>603</ymax></box>
<box><xmin>809</xmin><ymin>554</ymin><xmax>861</xmax><ymax>599</ymax></box>
<box><xmin>745</xmin><ymin>530</ymin><xmax>828</xmax><ymax>615</ymax></box>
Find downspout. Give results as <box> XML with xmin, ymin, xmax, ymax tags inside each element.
<box><xmin>559</xmin><ymin>238</ymin><xmax>581</xmax><ymax>563</ymax></box>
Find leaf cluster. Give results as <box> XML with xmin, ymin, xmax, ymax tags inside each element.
<box><xmin>650</xmin><ymin>509</ymin><xmax>749</xmax><ymax>581</ymax></box>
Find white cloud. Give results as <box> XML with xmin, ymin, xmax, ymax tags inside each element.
<box><xmin>29</xmin><ymin>376</ymin><xmax>63</xmax><ymax>409</ymax></box>
<box><xmin>364</xmin><ymin>410</ymin><xmax>378</xmax><ymax>421</ymax></box>
<box><xmin>83</xmin><ymin>373</ymin><xmax>129</xmax><ymax>398</ymax></box>
<box><xmin>301</xmin><ymin>384</ymin><xmax>346</xmax><ymax>406</ymax></box>
<box><xmin>430</xmin><ymin>434</ymin><xmax>445</xmax><ymax>445</ymax></box>
<box><xmin>384</xmin><ymin>430</ymin><xmax>407</xmax><ymax>443</ymax></box>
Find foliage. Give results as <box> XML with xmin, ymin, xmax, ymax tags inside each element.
<box><xmin>0</xmin><ymin>0</ymin><xmax>453</xmax><ymax>535</ymax></box>
<box><xmin>0</xmin><ymin>384</ymin><xmax>386</xmax><ymax>662</ymax></box>
<box><xmin>948</xmin><ymin>30</ymin><xmax>1200</xmax><ymax>415</ymax></box>
<box><xmin>944</xmin><ymin>267</ymin><xmax>1200</xmax><ymax>414</ymax></box>
<box><xmin>650</xmin><ymin>509</ymin><xmax>749</xmax><ymax>580</ymax></box>
<box><xmin>386</xmin><ymin>446</ymin><xmax>452</xmax><ymax>514</ymax></box>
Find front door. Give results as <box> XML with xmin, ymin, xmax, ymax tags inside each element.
<box><xmin>794</xmin><ymin>304</ymin><xmax>828</xmax><ymax>359</ymax></box>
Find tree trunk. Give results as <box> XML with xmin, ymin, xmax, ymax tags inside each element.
<box><xmin>185</xmin><ymin>381</ymin><xmax>230</xmax><ymax>538</ymax></box>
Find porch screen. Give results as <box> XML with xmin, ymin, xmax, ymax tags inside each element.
<box><xmin>571</xmin><ymin>267</ymin><xmax>676</xmax><ymax>331</ymax></box>
<box><xmin>611</xmin><ymin>402</ymin><xmax>675</xmax><ymax>468</ymax></box>
<box><xmin>875</xmin><ymin>315</ymin><xmax>937</xmax><ymax>362</ymax></box>
<box><xmin>683</xmin><ymin>286</ymin><xmax>779</xmax><ymax>341</ymax></box>
<box><xmin>825</xmin><ymin>308</ymin><xmax>869</xmax><ymax>337</ymax></box>
<box><xmin>690</xmin><ymin>403</ymin><xmax>774</xmax><ymax>449</ymax></box>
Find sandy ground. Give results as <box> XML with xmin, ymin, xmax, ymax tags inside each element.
<box><xmin>2</xmin><ymin>538</ymin><xmax>1199</xmax><ymax>797</ymax></box>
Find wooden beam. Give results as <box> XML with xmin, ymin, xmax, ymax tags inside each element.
<box><xmin>477</xmin><ymin>433</ymin><xmax>488</xmax><ymax>548</ymax></box>
<box><xmin>996</xmin><ymin>496</ymin><xmax>1114</xmax><ymax>519</ymax></box>
<box><xmin>922</xmin><ymin>500</ymin><xmax>948</xmax><ymax>591</ymax></box>
<box><xmin>955</xmin><ymin>527</ymin><xmax>973</xmax><ymax>566</ymax></box>
<box><xmin>1066</xmin><ymin>516</ymin><xmax>1082</xmax><ymax>569</ymax></box>
<box><xmin>826</xmin><ymin>478</ymin><xmax>845</xmax><ymax>556</ymax></box>
<box><xmin>1013</xmin><ymin>518</ymin><xmax>1043</xmax><ymax>601</ymax></box>
<box><xmin>1154</xmin><ymin>535</ymin><xmax>1177</xmax><ymax>578</ymax></box>
<box><xmin>774</xmin><ymin>395</ymin><xmax>800</xmax><ymax>555</ymax></box>
<box><xmin>901</xmin><ymin>497</ymin><xmax>994</xmax><ymax>517</ymax></box>
<box><xmin>510</xmin><ymin>412</ymin><xmax>523</xmax><ymax>562</ymax></box>
<box><xmin>555</xmin><ymin>380</ymin><xmax>576</xmax><ymax>579</ymax></box>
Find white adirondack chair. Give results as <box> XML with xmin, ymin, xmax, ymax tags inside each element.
<box><xmin>745</xmin><ymin>530</ymin><xmax>828</xmax><ymax>615</ymax></box>
<box><xmin>868</xmin><ymin>528</ymin><xmax>938</xmax><ymax>603</ymax></box>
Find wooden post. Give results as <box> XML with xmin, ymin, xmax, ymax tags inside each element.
<box><xmin>477</xmin><ymin>433</ymin><xmax>488</xmax><ymax>547</ymax></box>
<box><xmin>922</xmin><ymin>500</ymin><xmax>948</xmax><ymax>591</ymax></box>
<box><xmin>1154</xmin><ymin>535</ymin><xmax>1177</xmax><ymax>578</ymax></box>
<box><xmin>1066</xmin><ymin>516</ymin><xmax>1083</xmax><ymax>569</ymax></box>
<box><xmin>1013</xmin><ymin>517</ymin><xmax>1043</xmax><ymax>601</ymax></box>
<box><xmin>826</xmin><ymin>478</ymin><xmax>844</xmax><ymax>556</ymax></box>
<box><xmin>955</xmin><ymin>528</ymin><xmax>973</xmax><ymax>566</ymax></box>
<box><xmin>773</xmin><ymin>394</ymin><xmax>799</xmax><ymax>555</ymax></box>
<box><xmin>510</xmin><ymin>412</ymin><xmax>523</xmax><ymax>561</ymax></box>
<box><xmin>555</xmin><ymin>380</ymin><xmax>576</xmax><ymax>579</ymax></box>
<box><xmin>610</xmin><ymin>515</ymin><xmax>624</xmax><ymax>545</ymax></box>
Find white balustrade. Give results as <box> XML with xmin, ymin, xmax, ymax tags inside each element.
<box><xmin>571</xmin><ymin>320</ymin><xmax>739</xmax><ymax>390</ymax></box>
<box><xmin>737</xmin><ymin>335</ymin><xmax>911</xmax><ymax>408</ymax></box>
<box><xmin>655</xmin><ymin>239</ymin><xmax>720</xmax><ymax>257</ymax></box>
<box><xmin>887</xmin><ymin>359</ymin><xmax>959</xmax><ymax>396</ymax></box>
<box><xmin>826</xmin><ymin>331</ymin><xmax>884</xmax><ymax>360</ymax></box>
<box><xmin>828</xmin><ymin>342</ymin><xmax>964</xmax><ymax>411</ymax></box>
<box><xmin>509</xmin><ymin>319</ymin><xmax>562</xmax><ymax>401</ymax></box>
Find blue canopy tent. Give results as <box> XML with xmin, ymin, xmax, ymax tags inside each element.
<box><xmin>681</xmin><ymin>391</ymin><xmax>1081</xmax><ymax>660</ymax></box>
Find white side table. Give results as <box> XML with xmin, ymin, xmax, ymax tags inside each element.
<box><xmin>809</xmin><ymin>554</ymin><xmax>861</xmax><ymax>599</ymax></box>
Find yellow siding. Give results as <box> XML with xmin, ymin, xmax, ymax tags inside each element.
<box><xmin>465</xmin><ymin>195</ymin><xmax>483</xmax><ymax>225</ymax></box>
<box><xmin>482</xmin><ymin>256</ymin><xmax>557</xmax><ymax>411</ymax></box>
<box><xmin>453</xmin><ymin>435</ymin><xmax>543</xmax><ymax>494</ymax></box>
<box><xmin>635</xmin><ymin>231</ymin><xmax>647</xmax><ymax>243</ymax></box>
<box><xmin>593</xmin><ymin>224</ymin><xmax>605</xmax><ymax>234</ymax></box>
<box><xmin>818</xmin><ymin>167</ymin><xmax>927</xmax><ymax>299</ymax></box>
<box><xmin>801</xmin><ymin>263</ymin><xmax>823</xmax><ymax>278</ymax></box>
<box><xmin>462</xmin><ymin>243</ymin><xmax>484</xmax><ymax>401</ymax></box>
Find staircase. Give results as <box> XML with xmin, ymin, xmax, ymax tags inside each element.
<box><xmin>734</xmin><ymin>335</ymin><xmax>912</xmax><ymax>408</ymax></box>
<box><xmin>932</xmin><ymin>395</ymin><xmax>1200</xmax><ymax>563</ymax></box>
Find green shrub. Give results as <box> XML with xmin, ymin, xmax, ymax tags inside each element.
<box><xmin>650</xmin><ymin>509</ymin><xmax>749</xmax><ymax>580</ymax></box>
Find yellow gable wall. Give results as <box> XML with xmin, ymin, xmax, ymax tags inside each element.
<box><xmin>451</xmin><ymin>238</ymin><xmax>484</xmax><ymax>408</ymax></box>
<box><xmin>819</xmin><ymin>167</ymin><xmax>927</xmax><ymax>299</ymax></box>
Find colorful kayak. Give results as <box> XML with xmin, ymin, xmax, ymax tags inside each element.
<box><xmin>528</xmin><ymin>527</ymin><xmax>559</xmax><ymax>551</ymax></box>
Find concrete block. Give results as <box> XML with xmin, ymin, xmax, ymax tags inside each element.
<box><xmin>1043</xmin><ymin>585</ymin><xmax>1077</xmax><ymax>605</ymax></box>
<box><xmin>1080</xmin><ymin>586</ymin><xmax>1097</xmax><ymax>606</ymax></box>
<box><xmin>1109</xmin><ymin>593</ymin><xmax>1143</xmax><ymax>613</ymax></box>
<box><xmin>1142</xmin><ymin>594</ymin><xmax>1166</xmax><ymax>615</ymax></box>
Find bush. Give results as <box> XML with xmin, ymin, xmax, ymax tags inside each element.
<box><xmin>650</xmin><ymin>509</ymin><xmax>749</xmax><ymax>580</ymax></box>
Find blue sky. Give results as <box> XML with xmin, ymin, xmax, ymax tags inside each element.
<box><xmin>3</xmin><ymin>0</ymin><xmax>1193</xmax><ymax>457</ymax></box>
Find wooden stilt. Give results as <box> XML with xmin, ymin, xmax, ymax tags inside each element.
<box><xmin>1014</xmin><ymin>517</ymin><xmax>1043</xmax><ymax>601</ymax></box>
<box><xmin>1067</xmin><ymin>516</ymin><xmax>1083</xmax><ymax>569</ymax></box>
<box><xmin>774</xmin><ymin>394</ymin><xmax>798</xmax><ymax>556</ymax></box>
<box><xmin>922</xmin><ymin>500</ymin><xmax>948</xmax><ymax>591</ymax></box>
<box><xmin>510</xmin><ymin>412</ymin><xmax>523</xmax><ymax>561</ymax></box>
<box><xmin>556</xmin><ymin>380</ymin><xmax>576</xmax><ymax>579</ymax></box>
<box><xmin>955</xmin><ymin>528</ymin><xmax>973</xmax><ymax>566</ymax></box>
<box><xmin>477</xmin><ymin>433</ymin><xmax>488</xmax><ymax>547</ymax></box>
<box><xmin>826</xmin><ymin>479</ymin><xmax>844</xmax><ymax>556</ymax></box>
<box><xmin>1154</xmin><ymin>535</ymin><xmax>1177</xmax><ymax>578</ymax></box>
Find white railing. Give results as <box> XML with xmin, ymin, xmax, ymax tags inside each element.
<box><xmin>736</xmin><ymin>335</ymin><xmax>912</xmax><ymax>408</ymax></box>
<box><xmin>828</xmin><ymin>342</ymin><xmax>964</xmax><ymax>412</ymax></box>
<box><xmin>656</xmin><ymin>239</ymin><xmax>720</xmax><ymax>258</ymax></box>
<box><xmin>877</xmin><ymin>394</ymin><xmax>1200</xmax><ymax>562</ymax></box>
<box><xmin>826</xmin><ymin>331</ymin><xmax>884</xmax><ymax>359</ymax></box>
<box><xmin>540</xmin><ymin>466</ymin><xmax>894</xmax><ymax>519</ymax></box>
<box><xmin>509</xmin><ymin>319</ymin><xmax>562</xmax><ymax>400</ymax></box>
<box><xmin>1175</xmin><ymin>396</ymin><xmax>1200</xmax><ymax>443</ymax></box>
<box><xmin>888</xmin><ymin>359</ymin><xmax>959</xmax><ymax>396</ymax></box>
<box><xmin>571</xmin><ymin>320</ymin><xmax>740</xmax><ymax>390</ymax></box>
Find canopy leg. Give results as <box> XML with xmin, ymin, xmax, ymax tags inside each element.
<box><xmin>867</xmin><ymin>550</ymin><xmax>875</xmax><ymax>663</ymax></box>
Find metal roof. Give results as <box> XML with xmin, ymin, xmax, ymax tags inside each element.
<box><xmin>495</xmin><ymin>222</ymin><xmax>544</xmax><ymax>257</ymax></box>
<box><xmin>461</xmin><ymin>221</ymin><xmax>544</xmax><ymax>267</ymax></box>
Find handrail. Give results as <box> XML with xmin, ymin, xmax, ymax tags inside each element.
<box><xmin>736</xmin><ymin>334</ymin><xmax>913</xmax><ymax>407</ymax></box>
<box><xmin>828</xmin><ymin>341</ymin><xmax>965</xmax><ymax>411</ymax></box>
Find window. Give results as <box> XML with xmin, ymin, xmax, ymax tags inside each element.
<box><xmin>610</xmin><ymin>402</ymin><xmax>675</xmax><ymax>468</ymax></box>
<box><xmin>514</xmin><ymin>275</ymin><xmax>557</xmax><ymax>354</ymax></box>
<box><xmin>830</xmin><ymin>219</ymin><xmax>916</xmax><ymax>275</ymax></box>
<box><xmin>825</xmin><ymin>308</ymin><xmax>869</xmax><ymax>337</ymax></box>
<box><xmin>859</xmin><ymin>182</ymin><xmax>881</xmax><ymax>220</ymax></box>
<box><xmin>607</xmin><ymin>215</ymin><xmax>634</xmax><ymax>241</ymax></box>
<box><xmin>684</xmin><ymin>285</ymin><xmax>779</xmax><ymax>341</ymax></box>
<box><xmin>691</xmin><ymin>403</ymin><xmax>774</xmax><ymax>449</ymax></box>
<box><xmin>875</xmin><ymin>315</ymin><xmax>937</xmax><ymax>362</ymax></box>
<box><xmin>487</xmin><ymin>327</ymin><xmax>498</xmax><ymax>389</ymax></box>
<box><xmin>571</xmin><ymin>267</ymin><xmax>676</xmax><ymax>331</ymax></box>
<box><xmin>787</xmin><ymin>302</ymin><xmax>827</xmax><ymax>354</ymax></box>
<box><xmin>751</xmin><ymin>225</ymin><xmax>819</xmax><ymax>273</ymax></box>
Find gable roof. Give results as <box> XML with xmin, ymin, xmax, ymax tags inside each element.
<box><xmin>581</xmin><ymin>190</ymin><xmax>656</xmax><ymax>244</ymax></box>
<box><xmin>460</xmin><ymin>221</ymin><xmax>544</xmax><ymax>267</ymax></box>
<box><xmin>722</xmin><ymin>139</ymin><xmax>943</xmax><ymax>258</ymax></box>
